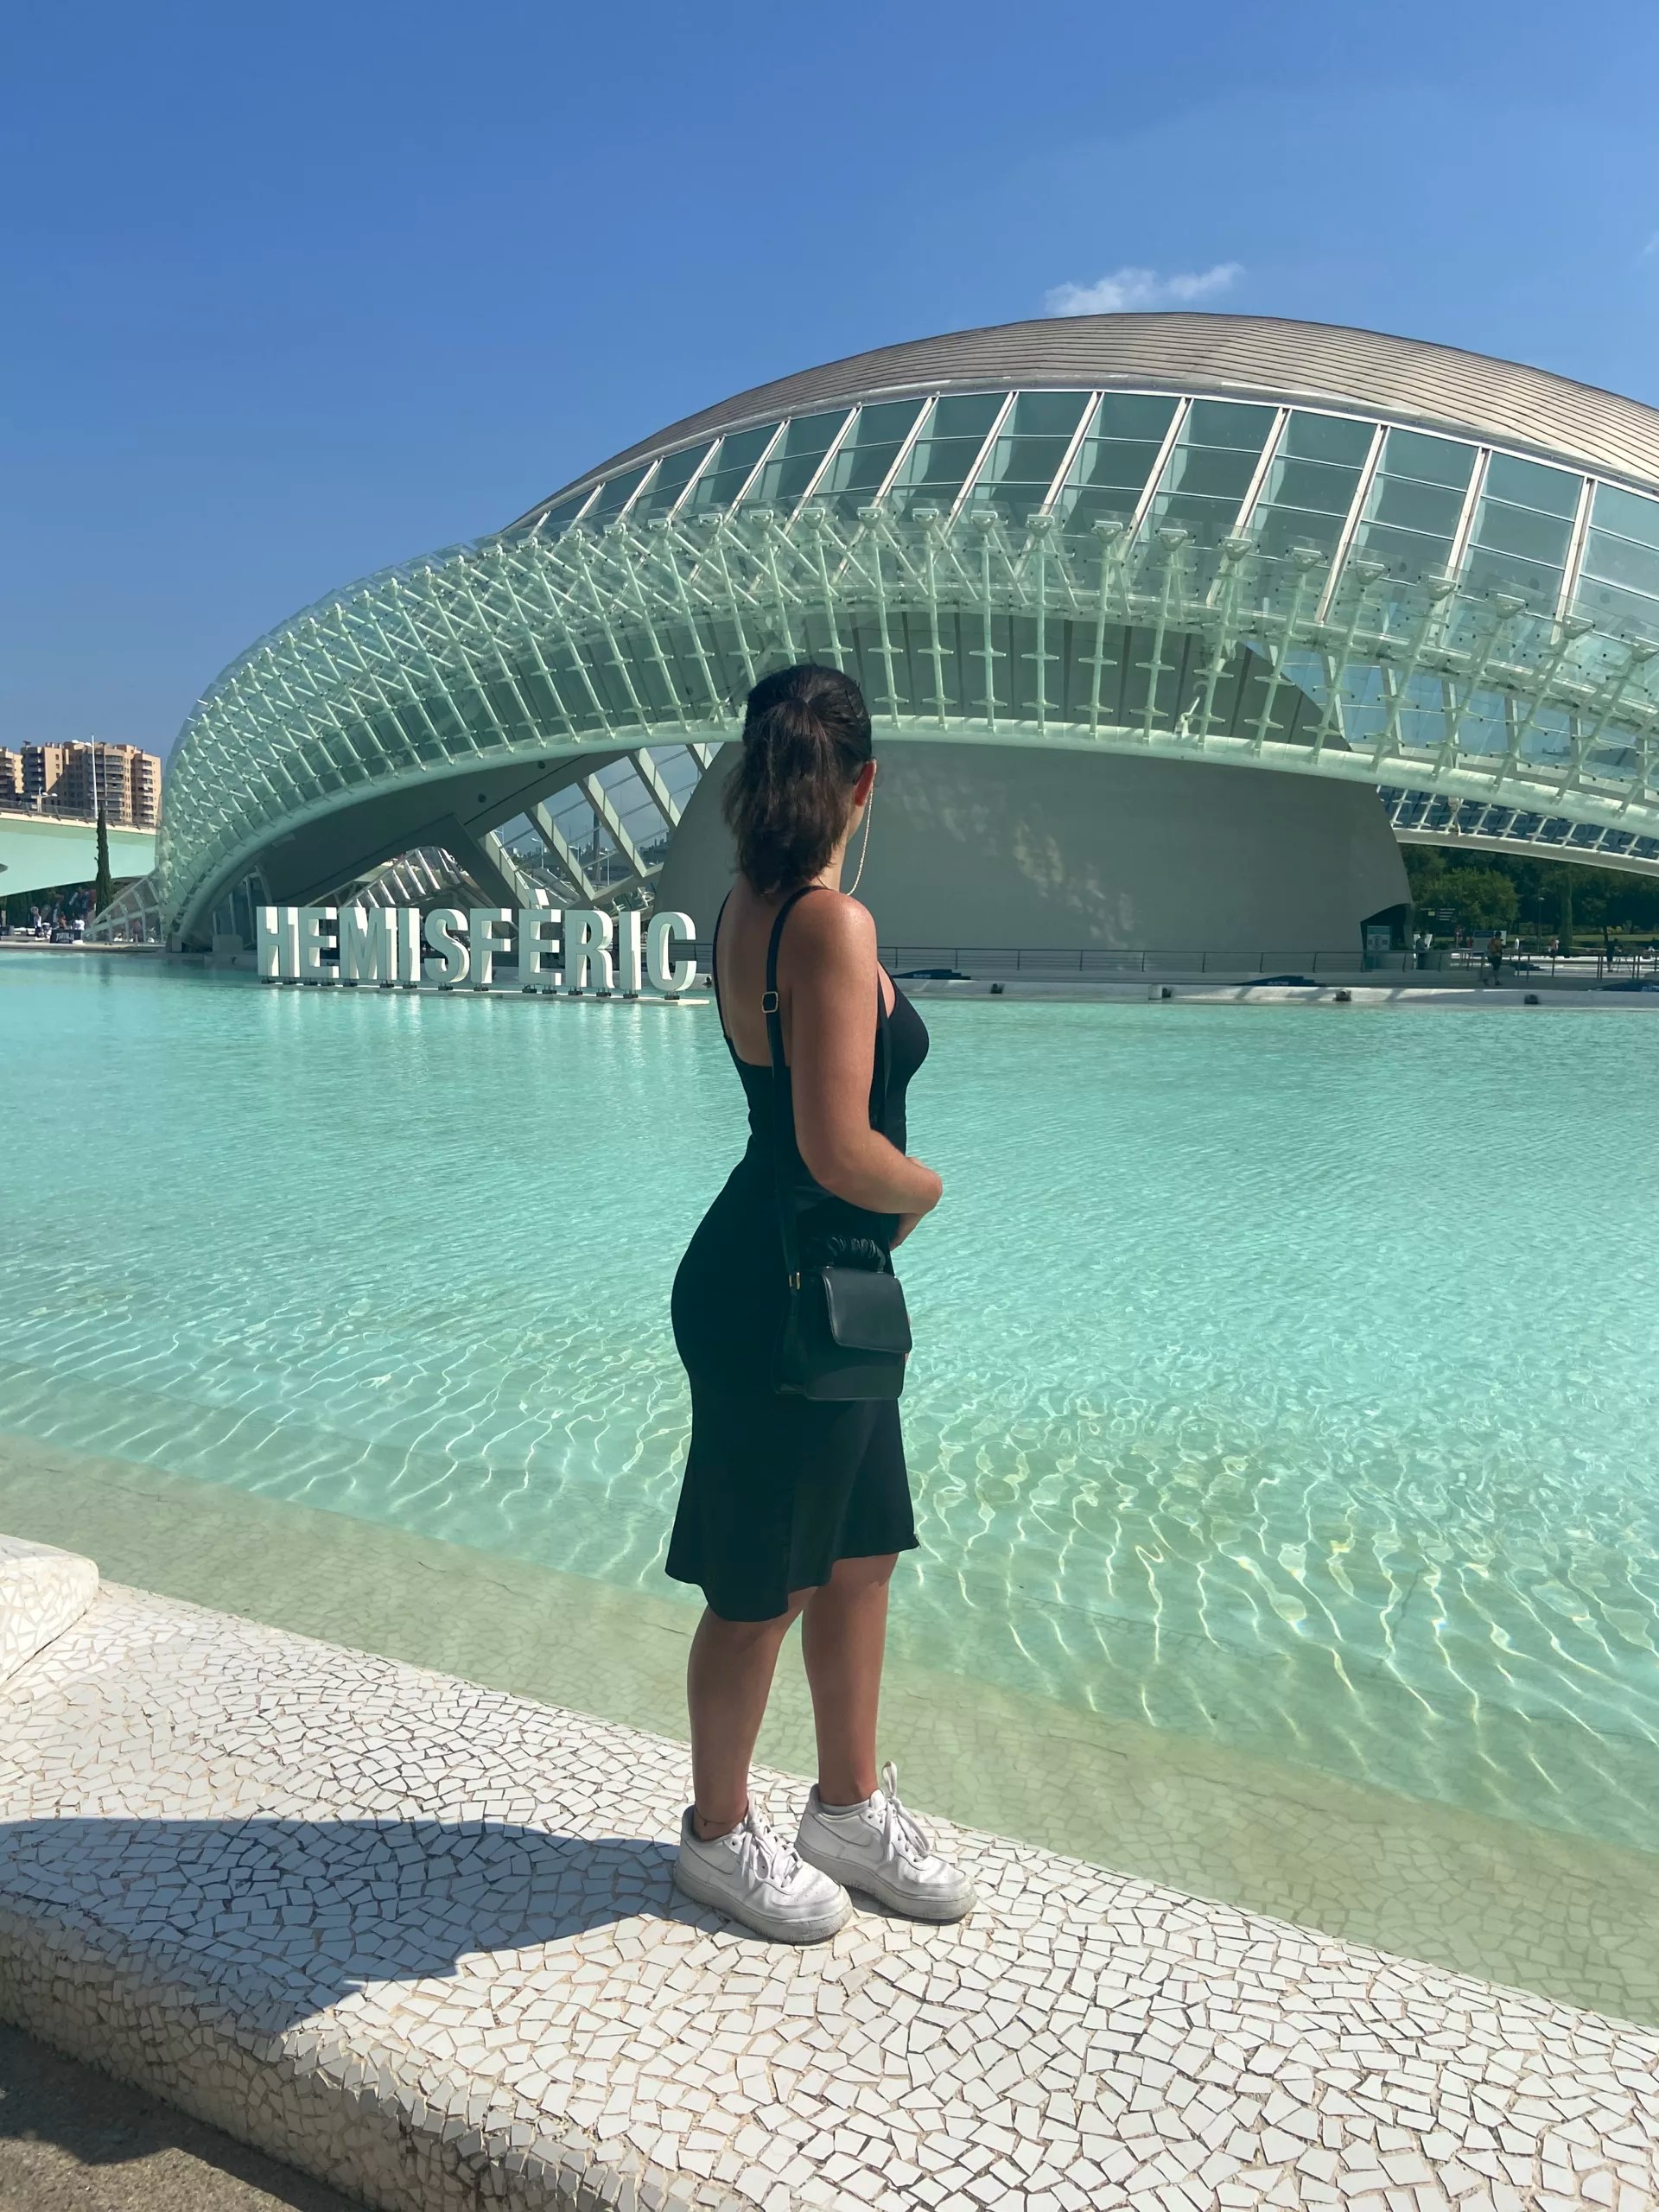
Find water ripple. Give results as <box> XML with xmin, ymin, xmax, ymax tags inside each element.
<box><xmin>3</xmin><ymin>955</ymin><xmax>1657</xmax><ymax>1853</ymax></box>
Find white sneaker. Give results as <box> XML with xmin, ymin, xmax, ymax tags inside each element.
<box><xmin>795</xmin><ymin>1762</ymin><xmax>976</xmax><ymax>1923</ymax></box>
<box><xmin>673</xmin><ymin>1802</ymin><xmax>853</xmax><ymax>1943</ymax></box>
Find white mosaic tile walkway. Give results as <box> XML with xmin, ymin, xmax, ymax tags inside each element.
<box><xmin>0</xmin><ymin>1530</ymin><xmax>98</xmax><ymax>1683</ymax></box>
<box><xmin>1</xmin><ymin>1573</ymin><xmax>1656</xmax><ymax>2212</ymax></box>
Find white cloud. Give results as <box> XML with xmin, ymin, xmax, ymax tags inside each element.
<box><xmin>1044</xmin><ymin>262</ymin><xmax>1244</xmax><ymax>317</ymax></box>
<box><xmin>1641</xmin><ymin>232</ymin><xmax>1659</xmax><ymax>261</ymax></box>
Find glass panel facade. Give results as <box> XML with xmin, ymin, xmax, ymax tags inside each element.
<box><xmin>678</xmin><ymin>423</ymin><xmax>779</xmax><ymax>517</ymax></box>
<box><xmin>631</xmin><ymin>441</ymin><xmax>714</xmax><ymax>521</ymax></box>
<box><xmin>737</xmin><ymin>409</ymin><xmax>850</xmax><ymax>511</ymax></box>
<box><xmin>1141</xmin><ymin>399</ymin><xmax>1275</xmax><ymax>548</ymax></box>
<box><xmin>1573</xmin><ymin>481</ymin><xmax>1659</xmax><ymax>641</ymax></box>
<box><xmin>1052</xmin><ymin>392</ymin><xmax>1178</xmax><ymax>535</ymax></box>
<box><xmin>1351</xmin><ymin>428</ymin><xmax>1473</xmax><ymax>579</ymax></box>
<box><xmin>959</xmin><ymin>390</ymin><xmax>1090</xmax><ymax>521</ymax></box>
<box><xmin>1462</xmin><ymin>451</ymin><xmax>1580</xmax><ymax>607</ymax></box>
<box><xmin>886</xmin><ymin>393</ymin><xmax>1006</xmax><ymax>514</ymax></box>
<box><xmin>807</xmin><ymin>398</ymin><xmax>926</xmax><ymax>515</ymax></box>
<box><xmin>583</xmin><ymin>462</ymin><xmax>652</xmax><ymax>526</ymax></box>
<box><xmin>537</xmin><ymin>490</ymin><xmax>593</xmax><ymax>536</ymax></box>
<box><xmin>1247</xmin><ymin>411</ymin><xmax>1372</xmax><ymax>563</ymax></box>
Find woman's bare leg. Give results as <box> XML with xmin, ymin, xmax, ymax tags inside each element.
<box><xmin>800</xmin><ymin>1553</ymin><xmax>898</xmax><ymax>1806</ymax></box>
<box><xmin>687</xmin><ymin>1598</ymin><xmax>804</xmax><ymax>1838</ymax></box>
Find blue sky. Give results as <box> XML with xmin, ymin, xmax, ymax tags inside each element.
<box><xmin>8</xmin><ymin>0</ymin><xmax>1659</xmax><ymax>755</ymax></box>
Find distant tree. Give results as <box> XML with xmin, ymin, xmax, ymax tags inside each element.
<box><xmin>1399</xmin><ymin>844</ymin><xmax>1659</xmax><ymax>940</ymax></box>
<box><xmin>92</xmin><ymin>803</ymin><xmax>113</xmax><ymax>914</ymax></box>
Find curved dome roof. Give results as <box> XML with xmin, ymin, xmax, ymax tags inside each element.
<box><xmin>530</xmin><ymin>311</ymin><xmax>1659</xmax><ymax>517</ymax></box>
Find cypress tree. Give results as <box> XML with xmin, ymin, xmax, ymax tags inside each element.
<box><xmin>93</xmin><ymin>802</ymin><xmax>112</xmax><ymax>915</ymax></box>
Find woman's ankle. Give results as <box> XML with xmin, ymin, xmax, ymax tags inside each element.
<box><xmin>692</xmin><ymin>1802</ymin><xmax>747</xmax><ymax>1842</ymax></box>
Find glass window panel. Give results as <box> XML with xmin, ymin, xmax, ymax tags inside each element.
<box><xmin>1368</xmin><ymin>477</ymin><xmax>1465</xmax><ymax>537</ymax></box>
<box><xmin>886</xmin><ymin>392</ymin><xmax>1006</xmax><ymax>512</ymax></box>
<box><xmin>1278</xmin><ymin>411</ymin><xmax>1372</xmax><ymax>466</ymax></box>
<box><xmin>1052</xmin><ymin>391</ymin><xmax>1177</xmax><ymax>533</ymax></box>
<box><xmin>1350</xmin><ymin>429</ymin><xmax>1473</xmax><ymax>580</ymax></box>
<box><xmin>1184</xmin><ymin>399</ymin><xmax>1275</xmax><ymax>451</ymax></box>
<box><xmin>1377</xmin><ymin>429</ymin><xmax>1474</xmax><ymax>491</ymax></box>
<box><xmin>537</xmin><ymin>490</ymin><xmax>592</xmax><ymax>536</ymax></box>
<box><xmin>1475</xmin><ymin>499</ymin><xmax>1574</xmax><ymax>565</ymax></box>
<box><xmin>679</xmin><ymin>423</ymin><xmax>779</xmax><ymax>515</ymax></box>
<box><xmin>961</xmin><ymin>389</ymin><xmax>1090</xmax><ymax>519</ymax></box>
<box><xmin>1483</xmin><ymin>453</ymin><xmax>1580</xmax><ymax>518</ymax></box>
<box><xmin>738</xmin><ymin>409</ymin><xmax>850</xmax><ymax>510</ymax></box>
<box><xmin>631</xmin><ymin>442</ymin><xmax>714</xmax><ymax>520</ymax></box>
<box><xmin>1591</xmin><ymin>481</ymin><xmax>1659</xmax><ymax>552</ymax></box>
<box><xmin>1580</xmin><ymin>525</ymin><xmax>1659</xmax><ymax>598</ymax></box>
<box><xmin>1249</xmin><ymin>416</ymin><xmax>1370</xmax><ymax>564</ymax></box>
<box><xmin>1462</xmin><ymin>544</ymin><xmax>1564</xmax><ymax>606</ymax></box>
<box><xmin>931</xmin><ymin>392</ymin><xmax>1006</xmax><ymax>442</ymax></box>
<box><xmin>1261</xmin><ymin>454</ymin><xmax>1362</xmax><ymax>516</ymax></box>
<box><xmin>584</xmin><ymin>463</ymin><xmax>651</xmax><ymax>525</ymax></box>
<box><xmin>809</xmin><ymin>397</ymin><xmax>926</xmax><ymax>513</ymax></box>
<box><xmin>1573</xmin><ymin>574</ymin><xmax>1659</xmax><ymax>640</ymax></box>
<box><xmin>1359</xmin><ymin>523</ymin><xmax>1455</xmax><ymax>575</ymax></box>
<box><xmin>1140</xmin><ymin>400</ymin><xmax>1274</xmax><ymax>547</ymax></box>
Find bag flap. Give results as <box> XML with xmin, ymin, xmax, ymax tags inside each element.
<box><xmin>820</xmin><ymin>1266</ymin><xmax>912</xmax><ymax>1356</ymax></box>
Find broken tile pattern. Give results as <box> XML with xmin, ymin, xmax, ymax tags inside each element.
<box><xmin>0</xmin><ymin>1532</ymin><xmax>99</xmax><ymax>1684</ymax></box>
<box><xmin>1</xmin><ymin>1579</ymin><xmax>1656</xmax><ymax>2212</ymax></box>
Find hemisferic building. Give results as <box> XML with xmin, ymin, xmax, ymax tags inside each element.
<box><xmin>118</xmin><ymin>313</ymin><xmax>1659</xmax><ymax>963</ymax></box>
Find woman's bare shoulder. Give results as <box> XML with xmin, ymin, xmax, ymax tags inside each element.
<box><xmin>787</xmin><ymin>888</ymin><xmax>876</xmax><ymax>968</ymax></box>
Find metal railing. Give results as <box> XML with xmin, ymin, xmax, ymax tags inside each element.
<box><xmin>690</xmin><ymin>943</ymin><xmax>1393</xmax><ymax>977</ymax></box>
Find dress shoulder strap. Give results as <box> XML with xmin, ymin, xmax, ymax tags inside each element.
<box><xmin>709</xmin><ymin>889</ymin><xmax>734</xmax><ymax>1035</ymax></box>
<box><xmin>762</xmin><ymin>884</ymin><xmax>889</xmax><ymax>1115</ymax></box>
<box><xmin>763</xmin><ymin>885</ymin><xmax>825</xmax><ymax>1014</ymax></box>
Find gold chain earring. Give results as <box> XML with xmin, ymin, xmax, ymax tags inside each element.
<box><xmin>848</xmin><ymin>783</ymin><xmax>874</xmax><ymax>897</ymax></box>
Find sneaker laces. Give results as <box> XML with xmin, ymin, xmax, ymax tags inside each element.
<box><xmin>875</xmin><ymin>1761</ymin><xmax>936</xmax><ymax>1867</ymax></box>
<box><xmin>735</xmin><ymin>1799</ymin><xmax>801</xmax><ymax>1888</ymax></box>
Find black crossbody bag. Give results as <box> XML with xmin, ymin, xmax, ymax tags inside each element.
<box><xmin>763</xmin><ymin>891</ymin><xmax>912</xmax><ymax>1401</ymax></box>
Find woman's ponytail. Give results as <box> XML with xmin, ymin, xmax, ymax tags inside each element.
<box><xmin>723</xmin><ymin>664</ymin><xmax>873</xmax><ymax>893</ymax></box>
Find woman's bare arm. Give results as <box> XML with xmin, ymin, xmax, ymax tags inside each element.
<box><xmin>785</xmin><ymin>893</ymin><xmax>943</xmax><ymax>1219</ymax></box>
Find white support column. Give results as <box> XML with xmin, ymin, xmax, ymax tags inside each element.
<box><xmin>531</xmin><ymin>800</ymin><xmax>598</xmax><ymax>901</ymax></box>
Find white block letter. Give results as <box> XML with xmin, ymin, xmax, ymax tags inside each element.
<box><xmin>297</xmin><ymin>906</ymin><xmax>338</xmax><ymax>983</ymax></box>
<box><xmin>647</xmin><ymin>910</ymin><xmax>696</xmax><ymax>995</ymax></box>
<box><xmin>615</xmin><ymin>908</ymin><xmax>643</xmax><ymax>996</ymax></box>
<box><xmin>564</xmin><ymin>907</ymin><xmax>614</xmax><ymax>993</ymax></box>
<box><xmin>423</xmin><ymin>906</ymin><xmax>467</xmax><ymax>987</ymax></box>
<box><xmin>467</xmin><ymin>906</ymin><xmax>512</xmax><ymax>989</ymax></box>
<box><xmin>256</xmin><ymin>905</ymin><xmax>297</xmax><ymax>981</ymax></box>
<box><xmin>397</xmin><ymin>907</ymin><xmax>423</xmax><ymax>988</ymax></box>
<box><xmin>338</xmin><ymin>904</ymin><xmax>398</xmax><ymax>983</ymax></box>
<box><xmin>518</xmin><ymin>907</ymin><xmax>563</xmax><ymax>991</ymax></box>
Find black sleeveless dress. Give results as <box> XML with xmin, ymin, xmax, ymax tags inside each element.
<box><xmin>667</xmin><ymin>890</ymin><xmax>930</xmax><ymax>1622</ymax></box>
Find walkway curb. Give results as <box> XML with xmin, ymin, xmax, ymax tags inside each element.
<box><xmin>3</xmin><ymin>1571</ymin><xmax>1658</xmax><ymax>2211</ymax></box>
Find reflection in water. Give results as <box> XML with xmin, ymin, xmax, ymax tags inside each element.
<box><xmin>3</xmin><ymin>954</ymin><xmax>1658</xmax><ymax>1855</ymax></box>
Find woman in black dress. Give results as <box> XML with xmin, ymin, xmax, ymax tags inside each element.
<box><xmin>668</xmin><ymin>663</ymin><xmax>975</xmax><ymax>1942</ymax></box>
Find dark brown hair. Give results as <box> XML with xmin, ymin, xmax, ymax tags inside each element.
<box><xmin>723</xmin><ymin>663</ymin><xmax>873</xmax><ymax>893</ymax></box>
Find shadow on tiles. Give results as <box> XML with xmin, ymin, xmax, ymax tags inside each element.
<box><xmin>0</xmin><ymin>1820</ymin><xmax>687</xmax><ymax>2029</ymax></box>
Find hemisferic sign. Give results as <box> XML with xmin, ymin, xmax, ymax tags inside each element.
<box><xmin>256</xmin><ymin>905</ymin><xmax>698</xmax><ymax>996</ymax></box>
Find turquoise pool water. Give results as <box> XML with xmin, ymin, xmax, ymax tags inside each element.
<box><xmin>3</xmin><ymin>952</ymin><xmax>1657</xmax><ymax>1853</ymax></box>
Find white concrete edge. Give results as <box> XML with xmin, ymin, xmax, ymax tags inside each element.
<box><xmin>0</xmin><ymin>1537</ymin><xmax>99</xmax><ymax>1686</ymax></box>
<box><xmin>0</xmin><ymin>1900</ymin><xmax>734</xmax><ymax>2212</ymax></box>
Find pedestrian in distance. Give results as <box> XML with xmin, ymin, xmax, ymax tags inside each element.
<box><xmin>665</xmin><ymin>663</ymin><xmax>975</xmax><ymax>1944</ymax></box>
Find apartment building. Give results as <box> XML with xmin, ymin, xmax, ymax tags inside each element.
<box><xmin>5</xmin><ymin>741</ymin><xmax>163</xmax><ymax>827</ymax></box>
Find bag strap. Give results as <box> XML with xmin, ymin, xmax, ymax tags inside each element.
<box><xmin>763</xmin><ymin>887</ymin><xmax>820</xmax><ymax>1291</ymax></box>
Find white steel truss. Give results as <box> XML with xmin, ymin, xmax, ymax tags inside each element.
<box><xmin>151</xmin><ymin>488</ymin><xmax>1659</xmax><ymax>944</ymax></box>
